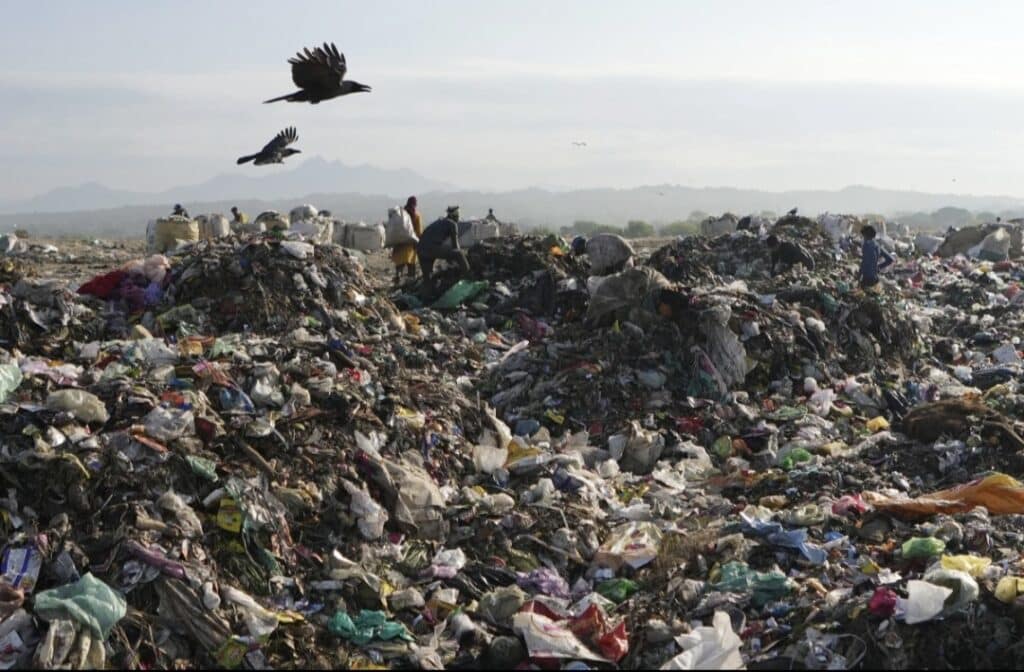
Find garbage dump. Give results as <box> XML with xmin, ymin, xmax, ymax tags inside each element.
<box><xmin>7</xmin><ymin>212</ymin><xmax>1024</xmax><ymax>669</ymax></box>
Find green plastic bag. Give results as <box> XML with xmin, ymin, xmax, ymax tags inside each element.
<box><xmin>780</xmin><ymin>447</ymin><xmax>813</xmax><ymax>471</ymax></box>
<box><xmin>186</xmin><ymin>455</ymin><xmax>219</xmax><ymax>482</ymax></box>
<box><xmin>328</xmin><ymin>610</ymin><xmax>413</xmax><ymax>646</ymax></box>
<box><xmin>34</xmin><ymin>573</ymin><xmax>126</xmax><ymax>639</ymax></box>
<box><xmin>712</xmin><ymin>561</ymin><xmax>792</xmax><ymax>607</ymax></box>
<box><xmin>433</xmin><ymin>280</ymin><xmax>488</xmax><ymax>310</ymax></box>
<box><xmin>902</xmin><ymin>537</ymin><xmax>946</xmax><ymax>559</ymax></box>
<box><xmin>596</xmin><ymin>578</ymin><xmax>639</xmax><ymax>603</ymax></box>
<box><xmin>0</xmin><ymin>364</ymin><xmax>21</xmax><ymax>404</ymax></box>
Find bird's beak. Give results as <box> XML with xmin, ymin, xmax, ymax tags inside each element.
<box><xmin>294</xmin><ymin>149</ymin><xmax>302</xmax><ymax>153</ymax></box>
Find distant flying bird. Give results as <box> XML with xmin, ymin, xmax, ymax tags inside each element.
<box><xmin>237</xmin><ymin>127</ymin><xmax>301</xmax><ymax>165</ymax></box>
<box><xmin>264</xmin><ymin>43</ymin><xmax>371</xmax><ymax>104</ymax></box>
<box><xmin>572</xmin><ymin>141</ymin><xmax>588</xmax><ymax>147</ymax></box>
<box><xmin>787</xmin><ymin>207</ymin><xmax>798</xmax><ymax>216</ymax></box>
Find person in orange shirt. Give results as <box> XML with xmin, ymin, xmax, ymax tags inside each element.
<box><xmin>391</xmin><ymin>196</ymin><xmax>423</xmax><ymax>282</ymax></box>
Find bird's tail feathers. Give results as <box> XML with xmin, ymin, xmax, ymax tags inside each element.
<box><xmin>237</xmin><ymin>154</ymin><xmax>257</xmax><ymax>165</ymax></box>
<box><xmin>263</xmin><ymin>91</ymin><xmax>297</xmax><ymax>104</ymax></box>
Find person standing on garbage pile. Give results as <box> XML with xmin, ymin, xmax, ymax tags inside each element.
<box><xmin>417</xmin><ymin>205</ymin><xmax>470</xmax><ymax>283</ymax></box>
<box><xmin>485</xmin><ymin>208</ymin><xmax>499</xmax><ymax>222</ymax></box>
<box><xmin>392</xmin><ymin>196</ymin><xmax>423</xmax><ymax>282</ymax></box>
<box><xmin>766</xmin><ymin>234</ymin><xmax>815</xmax><ymax>275</ymax></box>
<box><xmin>172</xmin><ymin>203</ymin><xmax>190</xmax><ymax>218</ymax></box>
<box><xmin>230</xmin><ymin>206</ymin><xmax>249</xmax><ymax>226</ymax></box>
<box><xmin>858</xmin><ymin>224</ymin><xmax>894</xmax><ymax>290</ymax></box>
<box><xmin>570</xmin><ymin>232</ymin><xmax>635</xmax><ymax>275</ymax></box>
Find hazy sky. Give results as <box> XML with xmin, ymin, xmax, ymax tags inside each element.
<box><xmin>4</xmin><ymin>0</ymin><xmax>1024</xmax><ymax>200</ymax></box>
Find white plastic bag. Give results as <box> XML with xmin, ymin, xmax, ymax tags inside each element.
<box><xmin>385</xmin><ymin>207</ymin><xmax>418</xmax><ymax>247</ymax></box>
<box><xmin>661</xmin><ymin>611</ymin><xmax>744</xmax><ymax>670</ymax></box>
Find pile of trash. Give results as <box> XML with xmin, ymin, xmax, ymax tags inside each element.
<box><xmin>7</xmin><ymin>213</ymin><xmax>1024</xmax><ymax>669</ymax></box>
<box><xmin>648</xmin><ymin>215</ymin><xmax>839</xmax><ymax>285</ymax></box>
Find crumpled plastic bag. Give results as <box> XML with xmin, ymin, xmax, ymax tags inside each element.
<box><xmin>34</xmin><ymin>573</ymin><xmax>126</xmax><ymax>639</ymax></box>
<box><xmin>342</xmin><ymin>480</ymin><xmax>388</xmax><ymax>539</ymax></box>
<box><xmin>661</xmin><ymin>611</ymin><xmax>744</xmax><ymax>670</ymax></box>
<box><xmin>898</xmin><ymin>580</ymin><xmax>952</xmax><ymax>625</ymax></box>
<box><xmin>0</xmin><ymin>364</ymin><xmax>22</xmax><ymax>404</ymax></box>
<box><xmin>739</xmin><ymin>512</ymin><xmax>826</xmax><ymax>564</ymax></box>
<box><xmin>328</xmin><ymin>610</ymin><xmax>413</xmax><ymax>646</ymax></box>
<box><xmin>45</xmin><ymin>389</ymin><xmax>109</xmax><ymax>424</ymax></box>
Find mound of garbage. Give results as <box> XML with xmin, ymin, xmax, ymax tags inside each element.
<box><xmin>6</xmin><ymin>217</ymin><xmax>1024</xmax><ymax>669</ymax></box>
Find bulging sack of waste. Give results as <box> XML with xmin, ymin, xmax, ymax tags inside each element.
<box><xmin>340</xmin><ymin>222</ymin><xmax>386</xmax><ymax>252</ymax></box>
<box><xmin>149</xmin><ymin>216</ymin><xmax>199</xmax><ymax>253</ymax></box>
<box><xmin>385</xmin><ymin>207</ymin><xmax>418</xmax><ymax>247</ymax></box>
<box><xmin>289</xmin><ymin>204</ymin><xmax>319</xmax><ymax>222</ymax></box>
<box><xmin>587</xmin><ymin>234</ymin><xmax>634</xmax><ymax>275</ymax></box>
<box><xmin>200</xmin><ymin>214</ymin><xmax>231</xmax><ymax>240</ymax></box>
<box><xmin>290</xmin><ymin>216</ymin><xmax>334</xmax><ymax>244</ymax></box>
<box><xmin>256</xmin><ymin>210</ymin><xmax>289</xmax><ymax>231</ymax></box>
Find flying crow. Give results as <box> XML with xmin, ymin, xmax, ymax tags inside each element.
<box><xmin>237</xmin><ymin>127</ymin><xmax>301</xmax><ymax>165</ymax></box>
<box><xmin>572</xmin><ymin>141</ymin><xmax>588</xmax><ymax>147</ymax></box>
<box><xmin>264</xmin><ymin>43</ymin><xmax>371</xmax><ymax>104</ymax></box>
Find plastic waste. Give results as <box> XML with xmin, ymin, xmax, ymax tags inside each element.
<box><xmin>660</xmin><ymin>610</ymin><xmax>744</xmax><ymax>670</ymax></box>
<box><xmin>940</xmin><ymin>554</ymin><xmax>992</xmax><ymax>577</ymax></box>
<box><xmin>901</xmin><ymin>537</ymin><xmax>946</xmax><ymax>559</ymax></box>
<box><xmin>995</xmin><ymin>576</ymin><xmax>1024</xmax><ymax>603</ymax></box>
<box><xmin>433</xmin><ymin>280</ymin><xmax>489</xmax><ymax>310</ymax></box>
<box><xmin>869</xmin><ymin>587</ymin><xmax>898</xmax><ymax>616</ymax></box>
<box><xmin>328</xmin><ymin>610</ymin><xmax>413</xmax><ymax>646</ymax></box>
<box><xmin>0</xmin><ymin>364</ymin><xmax>22</xmax><ymax>403</ymax></box>
<box><xmin>343</xmin><ymin>480</ymin><xmax>388</xmax><ymax>539</ymax></box>
<box><xmin>866</xmin><ymin>416</ymin><xmax>890</xmax><ymax>432</ymax></box>
<box><xmin>899</xmin><ymin>580</ymin><xmax>952</xmax><ymax>625</ymax></box>
<box><xmin>33</xmin><ymin>573</ymin><xmax>126</xmax><ymax>639</ymax></box>
<box><xmin>594</xmin><ymin>521</ymin><xmax>662</xmax><ymax>570</ymax></box>
<box><xmin>922</xmin><ymin>567</ymin><xmax>979</xmax><ymax>615</ymax></box>
<box><xmin>595</xmin><ymin>578</ymin><xmax>639</xmax><ymax>603</ymax></box>
<box><xmin>712</xmin><ymin>561</ymin><xmax>792</xmax><ymax>607</ymax></box>
<box><xmin>45</xmin><ymin>389</ymin><xmax>109</xmax><ymax>423</ymax></box>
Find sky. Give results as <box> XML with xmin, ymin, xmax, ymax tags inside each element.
<box><xmin>4</xmin><ymin>0</ymin><xmax>1024</xmax><ymax>201</ymax></box>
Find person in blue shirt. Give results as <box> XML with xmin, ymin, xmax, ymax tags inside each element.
<box><xmin>858</xmin><ymin>225</ymin><xmax>894</xmax><ymax>289</ymax></box>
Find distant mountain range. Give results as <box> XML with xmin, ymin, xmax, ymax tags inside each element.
<box><xmin>3</xmin><ymin>157</ymin><xmax>1024</xmax><ymax>237</ymax></box>
<box><xmin>0</xmin><ymin>157</ymin><xmax>455</xmax><ymax>215</ymax></box>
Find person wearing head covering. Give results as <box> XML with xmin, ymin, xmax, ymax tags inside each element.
<box><xmin>766</xmin><ymin>234</ymin><xmax>815</xmax><ymax>276</ymax></box>
<box><xmin>230</xmin><ymin>206</ymin><xmax>249</xmax><ymax>225</ymax></box>
<box><xmin>416</xmin><ymin>205</ymin><xmax>470</xmax><ymax>283</ymax></box>
<box><xmin>172</xmin><ymin>204</ymin><xmax>190</xmax><ymax>218</ymax></box>
<box><xmin>391</xmin><ymin>196</ymin><xmax>423</xmax><ymax>282</ymax></box>
<box><xmin>485</xmin><ymin>208</ymin><xmax>498</xmax><ymax>222</ymax></box>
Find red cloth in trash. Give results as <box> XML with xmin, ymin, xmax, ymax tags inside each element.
<box><xmin>77</xmin><ymin>270</ymin><xmax>128</xmax><ymax>299</ymax></box>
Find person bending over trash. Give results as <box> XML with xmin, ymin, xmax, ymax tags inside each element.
<box><xmin>172</xmin><ymin>203</ymin><xmax>190</xmax><ymax>218</ymax></box>
<box><xmin>417</xmin><ymin>205</ymin><xmax>470</xmax><ymax>282</ymax></box>
<box><xmin>766</xmin><ymin>235</ymin><xmax>815</xmax><ymax>276</ymax></box>
<box><xmin>858</xmin><ymin>224</ymin><xmax>894</xmax><ymax>290</ymax></box>
<box><xmin>392</xmin><ymin>196</ymin><xmax>423</xmax><ymax>282</ymax></box>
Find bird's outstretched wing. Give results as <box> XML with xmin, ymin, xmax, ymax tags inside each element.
<box><xmin>289</xmin><ymin>42</ymin><xmax>346</xmax><ymax>90</ymax></box>
<box><xmin>262</xmin><ymin>127</ymin><xmax>299</xmax><ymax>153</ymax></box>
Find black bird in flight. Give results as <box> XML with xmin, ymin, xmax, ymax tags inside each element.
<box><xmin>237</xmin><ymin>127</ymin><xmax>301</xmax><ymax>165</ymax></box>
<box><xmin>572</xmin><ymin>141</ymin><xmax>588</xmax><ymax>147</ymax></box>
<box><xmin>264</xmin><ymin>43</ymin><xmax>371</xmax><ymax>104</ymax></box>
